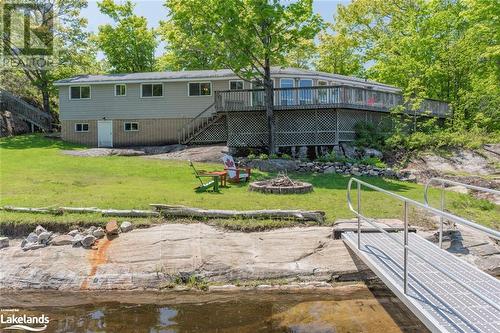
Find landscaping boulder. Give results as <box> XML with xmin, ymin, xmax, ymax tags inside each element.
<box><xmin>81</xmin><ymin>235</ymin><xmax>96</xmax><ymax>248</ymax></box>
<box><xmin>51</xmin><ymin>235</ymin><xmax>73</xmax><ymax>246</ymax></box>
<box><xmin>84</xmin><ymin>226</ymin><xmax>97</xmax><ymax>235</ymax></box>
<box><xmin>72</xmin><ymin>234</ymin><xmax>84</xmax><ymax>246</ymax></box>
<box><xmin>38</xmin><ymin>231</ymin><xmax>52</xmax><ymax>244</ymax></box>
<box><xmin>0</xmin><ymin>237</ymin><xmax>9</xmax><ymax>249</ymax></box>
<box><xmin>246</xmin><ymin>159</ymin><xmax>297</xmax><ymax>172</ymax></box>
<box><xmin>93</xmin><ymin>228</ymin><xmax>106</xmax><ymax>238</ymax></box>
<box><xmin>68</xmin><ymin>229</ymin><xmax>80</xmax><ymax>237</ymax></box>
<box><xmin>106</xmin><ymin>220</ymin><xmax>119</xmax><ymax>235</ymax></box>
<box><xmin>35</xmin><ymin>225</ymin><xmax>47</xmax><ymax>235</ymax></box>
<box><xmin>120</xmin><ymin>221</ymin><xmax>133</xmax><ymax>233</ymax></box>
<box><xmin>26</xmin><ymin>232</ymin><xmax>38</xmax><ymax>243</ymax></box>
<box><xmin>363</xmin><ymin>148</ymin><xmax>383</xmax><ymax>159</ymax></box>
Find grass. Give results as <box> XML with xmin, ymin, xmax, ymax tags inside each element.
<box><xmin>0</xmin><ymin>134</ymin><xmax>498</xmax><ymax>232</ymax></box>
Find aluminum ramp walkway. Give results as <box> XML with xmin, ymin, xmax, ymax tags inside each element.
<box><xmin>343</xmin><ymin>232</ymin><xmax>500</xmax><ymax>333</ymax></box>
<box><xmin>344</xmin><ymin>178</ymin><xmax>500</xmax><ymax>333</ymax></box>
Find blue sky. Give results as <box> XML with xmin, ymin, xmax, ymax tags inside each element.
<box><xmin>82</xmin><ymin>0</ymin><xmax>348</xmax><ymax>58</ymax></box>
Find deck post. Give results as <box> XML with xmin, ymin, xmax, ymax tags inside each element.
<box><xmin>439</xmin><ymin>183</ymin><xmax>445</xmax><ymax>248</ymax></box>
<box><xmin>403</xmin><ymin>200</ymin><xmax>409</xmax><ymax>294</ymax></box>
<box><xmin>357</xmin><ymin>182</ymin><xmax>361</xmax><ymax>249</ymax></box>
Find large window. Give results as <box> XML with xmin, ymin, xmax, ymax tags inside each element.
<box><xmin>75</xmin><ymin>123</ymin><xmax>89</xmax><ymax>132</ymax></box>
<box><xmin>317</xmin><ymin>80</ymin><xmax>328</xmax><ymax>104</ymax></box>
<box><xmin>115</xmin><ymin>84</ymin><xmax>126</xmax><ymax>96</ymax></box>
<box><xmin>69</xmin><ymin>86</ymin><xmax>91</xmax><ymax>100</ymax></box>
<box><xmin>141</xmin><ymin>83</ymin><xmax>163</xmax><ymax>97</ymax></box>
<box><xmin>280</xmin><ymin>78</ymin><xmax>294</xmax><ymax>106</ymax></box>
<box><xmin>299</xmin><ymin>79</ymin><xmax>313</xmax><ymax>104</ymax></box>
<box><xmin>229</xmin><ymin>80</ymin><xmax>244</xmax><ymax>90</ymax></box>
<box><xmin>188</xmin><ymin>82</ymin><xmax>212</xmax><ymax>96</ymax></box>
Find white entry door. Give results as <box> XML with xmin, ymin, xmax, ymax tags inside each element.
<box><xmin>97</xmin><ymin>120</ymin><xmax>113</xmax><ymax>147</ymax></box>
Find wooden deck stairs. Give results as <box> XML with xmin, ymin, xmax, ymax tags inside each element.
<box><xmin>178</xmin><ymin>102</ymin><xmax>227</xmax><ymax>145</ymax></box>
<box><xmin>0</xmin><ymin>88</ymin><xmax>52</xmax><ymax>133</ymax></box>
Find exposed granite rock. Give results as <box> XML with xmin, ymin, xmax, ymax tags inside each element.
<box><xmin>120</xmin><ymin>221</ymin><xmax>133</xmax><ymax>233</ymax></box>
<box><xmin>81</xmin><ymin>235</ymin><xmax>96</xmax><ymax>248</ymax></box>
<box><xmin>93</xmin><ymin>228</ymin><xmax>106</xmax><ymax>238</ymax></box>
<box><xmin>0</xmin><ymin>224</ymin><xmax>370</xmax><ymax>290</ymax></box>
<box><xmin>51</xmin><ymin>235</ymin><xmax>73</xmax><ymax>246</ymax></box>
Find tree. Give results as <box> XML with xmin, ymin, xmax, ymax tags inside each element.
<box><xmin>1</xmin><ymin>0</ymin><xmax>99</xmax><ymax>120</ymax></box>
<box><xmin>332</xmin><ymin>0</ymin><xmax>499</xmax><ymax>133</ymax></box>
<box><xmin>316</xmin><ymin>31</ymin><xmax>364</xmax><ymax>76</ymax></box>
<box><xmin>161</xmin><ymin>0</ymin><xmax>323</xmax><ymax>153</ymax></box>
<box><xmin>96</xmin><ymin>0</ymin><xmax>157</xmax><ymax>73</ymax></box>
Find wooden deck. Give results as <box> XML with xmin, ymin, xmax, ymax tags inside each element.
<box><xmin>215</xmin><ymin>85</ymin><xmax>450</xmax><ymax>118</ymax></box>
<box><xmin>343</xmin><ymin>231</ymin><xmax>500</xmax><ymax>333</ymax></box>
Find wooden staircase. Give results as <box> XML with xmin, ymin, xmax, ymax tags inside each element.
<box><xmin>178</xmin><ymin>102</ymin><xmax>227</xmax><ymax>144</ymax></box>
<box><xmin>0</xmin><ymin>88</ymin><xmax>52</xmax><ymax>133</ymax></box>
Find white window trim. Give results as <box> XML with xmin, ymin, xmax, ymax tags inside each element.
<box><xmin>74</xmin><ymin>123</ymin><xmax>89</xmax><ymax>132</ymax></box>
<box><xmin>140</xmin><ymin>83</ymin><xmax>164</xmax><ymax>98</ymax></box>
<box><xmin>69</xmin><ymin>86</ymin><xmax>91</xmax><ymax>100</ymax></box>
<box><xmin>229</xmin><ymin>79</ymin><xmax>244</xmax><ymax>90</ymax></box>
<box><xmin>114</xmin><ymin>84</ymin><xmax>127</xmax><ymax>97</ymax></box>
<box><xmin>187</xmin><ymin>81</ymin><xmax>213</xmax><ymax>97</ymax></box>
<box><xmin>124</xmin><ymin>122</ymin><xmax>139</xmax><ymax>132</ymax></box>
<box><xmin>279</xmin><ymin>78</ymin><xmax>295</xmax><ymax>88</ymax></box>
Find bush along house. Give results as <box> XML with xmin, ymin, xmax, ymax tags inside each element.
<box><xmin>54</xmin><ymin>67</ymin><xmax>449</xmax><ymax>149</ymax></box>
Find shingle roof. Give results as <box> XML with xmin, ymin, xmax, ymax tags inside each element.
<box><xmin>54</xmin><ymin>67</ymin><xmax>400</xmax><ymax>92</ymax></box>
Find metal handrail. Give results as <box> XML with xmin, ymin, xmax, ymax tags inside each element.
<box><xmin>424</xmin><ymin>177</ymin><xmax>500</xmax><ymax>248</ymax></box>
<box><xmin>346</xmin><ymin>177</ymin><xmax>500</xmax><ymax>311</ymax></box>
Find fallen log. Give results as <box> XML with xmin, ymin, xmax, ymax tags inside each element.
<box><xmin>59</xmin><ymin>207</ymin><xmax>101</xmax><ymax>214</ymax></box>
<box><xmin>151</xmin><ymin>204</ymin><xmax>325</xmax><ymax>223</ymax></box>
<box><xmin>2</xmin><ymin>206</ymin><xmax>63</xmax><ymax>215</ymax></box>
<box><xmin>101</xmin><ymin>209</ymin><xmax>160</xmax><ymax>218</ymax></box>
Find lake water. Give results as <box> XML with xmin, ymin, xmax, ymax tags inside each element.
<box><xmin>0</xmin><ymin>285</ymin><xmax>428</xmax><ymax>332</ymax></box>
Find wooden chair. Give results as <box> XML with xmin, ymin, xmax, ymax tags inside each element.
<box><xmin>222</xmin><ymin>154</ymin><xmax>251</xmax><ymax>183</ymax></box>
<box><xmin>189</xmin><ymin>161</ymin><xmax>220</xmax><ymax>192</ymax></box>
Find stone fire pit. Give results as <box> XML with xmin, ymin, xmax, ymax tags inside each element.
<box><xmin>249</xmin><ymin>173</ymin><xmax>313</xmax><ymax>194</ymax></box>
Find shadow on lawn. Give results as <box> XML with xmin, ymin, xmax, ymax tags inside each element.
<box><xmin>0</xmin><ymin>134</ymin><xmax>83</xmax><ymax>150</ymax></box>
<box><xmin>292</xmin><ymin>172</ymin><xmax>413</xmax><ymax>193</ymax></box>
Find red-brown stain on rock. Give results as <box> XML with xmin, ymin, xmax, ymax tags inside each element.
<box><xmin>80</xmin><ymin>237</ymin><xmax>112</xmax><ymax>290</ymax></box>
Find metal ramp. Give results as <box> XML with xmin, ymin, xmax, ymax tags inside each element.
<box><xmin>344</xmin><ymin>178</ymin><xmax>500</xmax><ymax>333</ymax></box>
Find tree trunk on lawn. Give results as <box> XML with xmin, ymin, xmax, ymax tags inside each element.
<box><xmin>264</xmin><ymin>58</ymin><xmax>275</xmax><ymax>154</ymax></box>
<box><xmin>41</xmin><ymin>86</ymin><xmax>52</xmax><ymax>126</ymax></box>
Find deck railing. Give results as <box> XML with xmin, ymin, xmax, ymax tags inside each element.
<box><xmin>215</xmin><ymin>85</ymin><xmax>450</xmax><ymax>117</ymax></box>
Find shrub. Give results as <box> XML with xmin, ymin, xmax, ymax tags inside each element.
<box><xmin>247</xmin><ymin>153</ymin><xmax>256</xmax><ymax>160</ymax></box>
<box><xmin>359</xmin><ymin>157</ymin><xmax>387</xmax><ymax>168</ymax></box>
<box><xmin>354</xmin><ymin>122</ymin><xmax>387</xmax><ymax>150</ymax></box>
<box><xmin>259</xmin><ymin>153</ymin><xmax>269</xmax><ymax>160</ymax></box>
<box><xmin>269</xmin><ymin>153</ymin><xmax>279</xmax><ymax>159</ymax></box>
<box><xmin>281</xmin><ymin>153</ymin><xmax>292</xmax><ymax>160</ymax></box>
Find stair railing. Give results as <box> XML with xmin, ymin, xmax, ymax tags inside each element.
<box><xmin>0</xmin><ymin>88</ymin><xmax>52</xmax><ymax>130</ymax></box>
<box><xmin>424</xmin><ymin>177</ymin><xmax>500</xmax><ymax>248</ymax></box>
<box><xmin>178</xmin><ymin>102</ymin><xmax>216</xmax><ymax>144</ymax></box>
<box><xmin>347</xmin><ymin>177</ymin><xmax>500</xmax><ymax>306</ymax></box>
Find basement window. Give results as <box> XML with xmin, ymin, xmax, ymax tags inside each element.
<box><xmin>124</xmin><ymin>122</ymin><xmax>139</xmax><ymax>131</ymax></box>
<box><xmin>70</xmin><ymin>86</ymin><xmax>91</xmax><ymax>100</ymax></box>
<box><xmin>188</xmin><ymin>82</ymin><xmax>212</xmax><ymax>96</ymax></box>
<box><xmin>75</xmin><ymin>123</ymin><xmax>89</xmax><ymax>132</ymax></box>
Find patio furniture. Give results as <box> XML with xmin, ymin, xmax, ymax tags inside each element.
<box><xmin>222</xmin><ymin>154</ymin><xmax>251</xmax><ymax>183</ymax></box>
<box><xmin>189</xmin><ymin>161</ymin><xmax>220</xmax><ymax>192</ymax></box>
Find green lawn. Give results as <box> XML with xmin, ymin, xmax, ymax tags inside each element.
<box><xmin>0</xmin><ymin>134</ymin><xmax>498</xmax><ymax>230</ymax></box>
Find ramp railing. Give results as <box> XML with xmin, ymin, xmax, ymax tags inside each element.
<box><xmin>424</xmin><ymin>177</ymin><xmax>500</xmax><ymax>248</ymax></box>
<box><xmin>346</xmin><ymin>177</ymin><xmax>500</xmax><ymax>310</ymax></box>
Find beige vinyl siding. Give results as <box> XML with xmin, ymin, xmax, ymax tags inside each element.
<box><xmin>61</xmin><ymin>120</ymin><xmax>98</xmax><ymax>146</ymax></box>
<box><xmin>61</xmin><ymin>119</ymin><xmax>193</xmax><ymax>147</ymax></box>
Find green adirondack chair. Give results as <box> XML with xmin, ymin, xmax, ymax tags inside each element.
<box><xmin>189</xmin><ymin>161</ymin><xmax>220</xmax><ymax>193</ymax></box>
